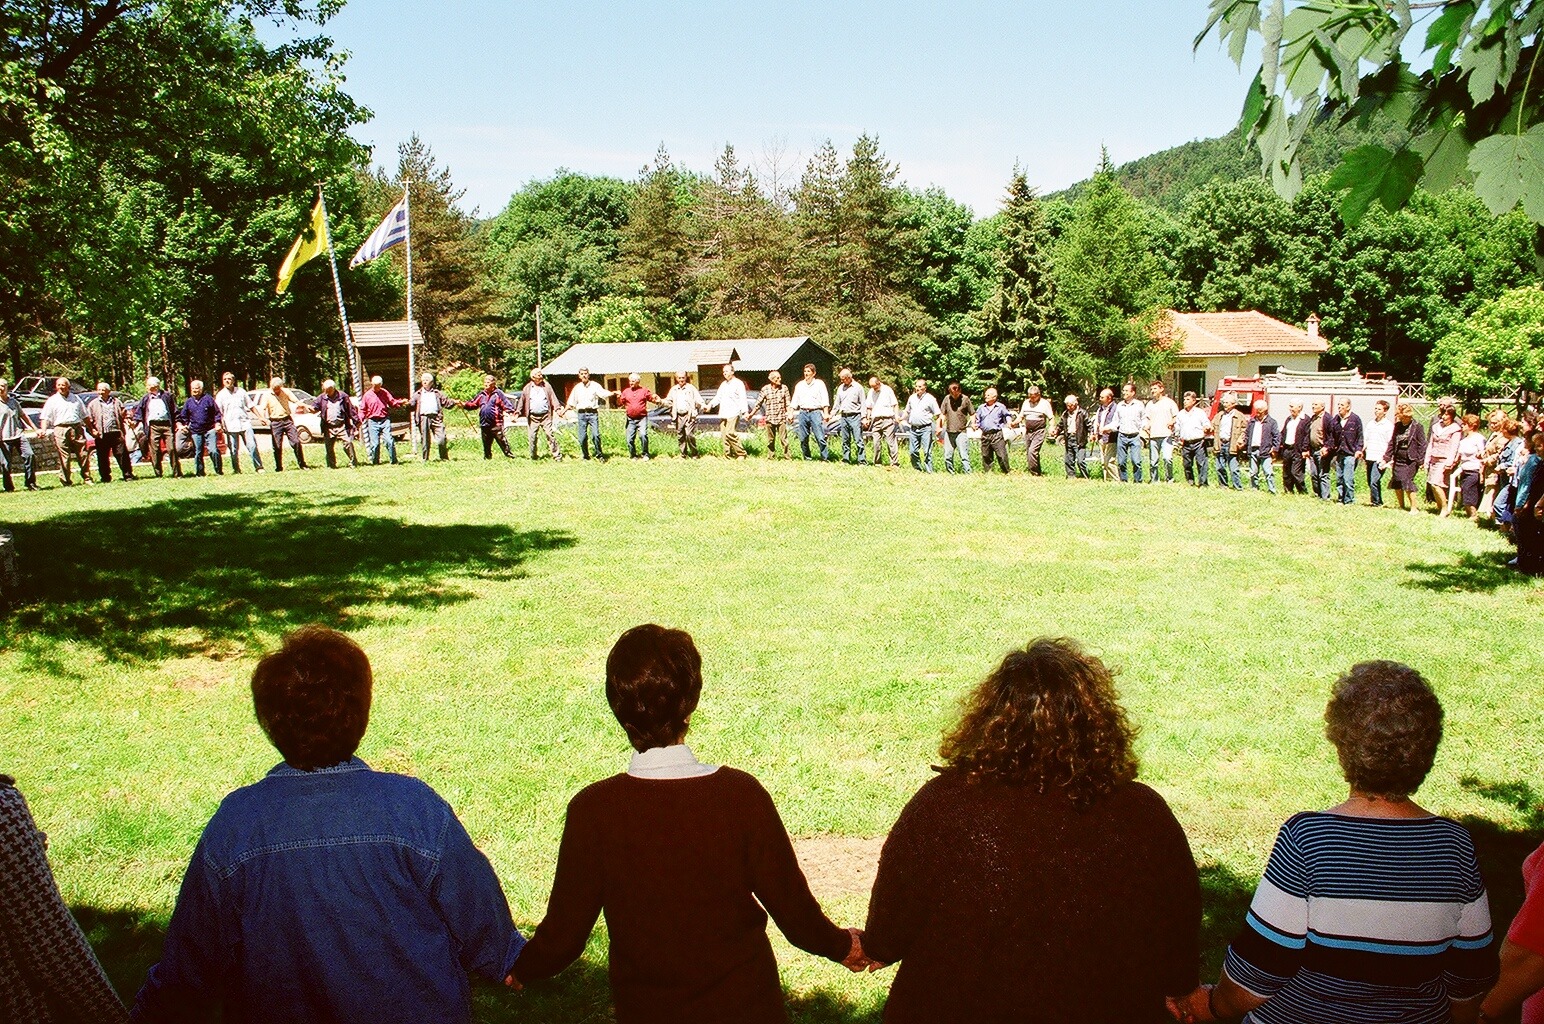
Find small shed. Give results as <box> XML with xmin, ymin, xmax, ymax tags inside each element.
<box><xmin>350</xmin><ymin>320</ymin><xmax>423</xmax><ymax>397</ymax></box>
<box><xmin>1161</xmin><ymin>311</ymin><xmax>1329</xmax><ymax>398</ymax></box>
<box><xmin>542</xmin><ymin>337</ymin><xmax>836</xmax><ymax>399</ymax></box>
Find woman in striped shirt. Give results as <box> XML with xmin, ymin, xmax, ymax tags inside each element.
<box><xmin>1171</xmin><ymin>661</ymin><xmax>1498</xmax><ymax>1024</ymax></box>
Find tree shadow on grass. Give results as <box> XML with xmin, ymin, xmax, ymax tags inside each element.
<box><xmin>1198</xmin><ymin>861</ymin><xmax>1259</xmax><ymax>975</ymax></box>
<box><xmin>1458</xmin><ymin>776</ymin><xmax>1544</xmax><ymax>929</ymax></box>
<box><xmin>4</xmin><ymin>492</ymin><xmax>574</xmax><ymax>665</ymax></box>
<box><xmin>1402</xmin><ymin>551</ymin><xmax>1530</xmax><ymax>593</ymax></box>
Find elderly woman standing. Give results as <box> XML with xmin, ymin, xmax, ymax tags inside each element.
<box><xmin>1389</xmin><ymin>403</ymin><xmax>1428</xmax><ymax>513</ymax></box>
<box><xmin>859</xmin><ymin>638</ymin><xmax>1202</xmax><ymax>1023</ymax></box>
<box><xmin>1171</xmin><ymin>661</ymin><xmax>1497</xmax><ymax>1024</ymax></box>
<box><xmin>1426</xmin><ymin>405</ymin><xmax>1463</xmax><ymax>515</ymax></box>
<box><xmin>1</xmin><ymin>776</ymin><xmax>128</xmax><ymax>1023</ymax></box>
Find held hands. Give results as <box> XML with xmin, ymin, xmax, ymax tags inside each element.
<box><xmin>842</xmin><ymin>927</ymin><xmax>886</xmax><ymax>973</ymax></box>
<box><xmin>1166</xmin><ymin>984</ymin><xmax>1216</xmax><ymax>1023</ymax></box>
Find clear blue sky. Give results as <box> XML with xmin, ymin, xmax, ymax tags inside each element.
<box><xmin>287</xmin><ymin>0</ymin><xmax>1257</xmax><ymax>217</ymax></box>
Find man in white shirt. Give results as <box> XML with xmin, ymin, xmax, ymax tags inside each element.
<box><xmin>1016</xmin><ymin>385</ymin><xmax>1054</xmax><ymax>476</ymax></box>
<box><xmin>659</xmin><ymin>371</ymin><xmax>705</xmax><ymax>457</ymax></box>
<box><xmin>566</xmin><ymin>367</ymin><xmax>614</xmax><ymax>461</ymax></box>
<box><xmin>0</xmin><ymin>379</ymin><xmax>38</xmax><ymax>491</ymax></box>
<box><xmin>1175</xmin><ymin>391</ymin><xmax>1211</xmax><ymax>487</ymax></box>
<box><xmin>1363</xmin><ymin>399</ymin><xmax>1395</xmax><ymax>507</ymax></box>
<box><xmin>38</xmin><ymin>377</ymin><xmax>92</xmax><ymax>485</ymax></box>
<box><xmin>1143</xmin><ymin>381</ymin><xmax>1180</xmax><ymax>483</ymax></box>
<box><xmin>1278</xmin><ymin>402</ymin><xmax>1309</xmax><ymax>494</ymax></box>
<box><xmin>215</xmin><ymin>372</ymin><xmax>263</xmax><ymax>473</ymax></box>
<box><xmin>411</xmin><ymin>372</ymin><xmax>452</xmax><ymax>461</ymax></box>
<box><xmin>863</xmin><ymin>376</ymin><xmax>900</xmax><ymax>467</ymax></box>
<box><xmin>831</xmin><ymin>367</ymin><xmax>867</xmax><ymax>465</ymax></box>
<box><xmin>519</xmin><ymin>368</ymin><xmax>564</xmax><ymax>461</ymax></box>
<box><xmin>1093</xmin><ymin>387</ymin><xmax>1119</xmax><ymax>481</ymax></box>
<box><xmin>1114</xmin><ymin>383</ymin><xmax>1145</xmax><ymax>483</ymax></box>
<box><xmin>789</xmin><ymin>363</ymin><xmax>830</xmax><ymax>461</ymax></box>
<box><xmin>703</xmin><ymin>364</ymin><xmax>748</xmax><ymax>460</ymax></box>
<box><xmin>904</xmin><ymin>379</ymin><xmax>941</xmax><ymax>473</ymax></box>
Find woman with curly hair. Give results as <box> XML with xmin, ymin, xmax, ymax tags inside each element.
<box><xmin>858</xmin><ymin>638</ymin><xmax>1202</xmax><ymax>1023</ymax></box>
<box><xmin>1170</xmin><ymin>661</ymin><xmax>1497</xmax><ymax>1024</ymax></box>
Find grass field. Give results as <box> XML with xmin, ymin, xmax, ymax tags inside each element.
<box><xmin>3</xmin><ymin>423</ymin><xmax>1541</xmax><ymax>1023</ymax></box>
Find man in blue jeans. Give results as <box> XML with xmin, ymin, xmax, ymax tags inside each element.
<box><xmin>790</xmin><ymin>363</ymin><xmax>831</xmax><ymax>461</ymax></box>
<box><xmin>904</xmin><ymin>379</ymin><xmax>940</xmax><ymax>472</ymax></box>
<box><xmin>132</xmin><ymin>626</ymin><xmax>524</xmax><ymax>1024</ymax></box>
<box><xmin>832</xmin><ymin>367</ymin><xmax>867</xmax><ymax>464</ymax></box>
<box><xmin>1245</xmin><ymin>399</ymin><xmax>1280</xmax><ymax>494</ymax></box>
<box><xmin>179</xmin><ymin>379</ymin><xmax>223</xmax><ymax>476</ymax></box>
<box><xmin>1114</xmin><ymin>383</ymin><xmax>1145</xmax><ymax>482</ymax></box>
<box><xmin>1333</xmin><ymin>398</ymin><xmax>1363</xmax><ymax>504</ymax></box>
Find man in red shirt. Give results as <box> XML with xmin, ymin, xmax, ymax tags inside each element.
<box><xmin>617</xmin><ymin>373</ymin><xmax>660</xmax><ymax>460</ymax></box>
<box><xmin>359</xmin><ymin>376</ymin><xmax>406</xmax><ymax>465</ymax></box>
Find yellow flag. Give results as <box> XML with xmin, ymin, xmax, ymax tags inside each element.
<box><xmin>276</xmin><ymin>198</ymin><xmax>328</xmax><ymax>294</ymax></box>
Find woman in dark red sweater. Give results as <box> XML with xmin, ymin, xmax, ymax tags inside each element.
<box><xmin>860</xmin><ymin>637</ymin><xmax>1202</xmax><ymax>1023</ymax></box>
<box><xmin>511</xmin><ymin>624</ymin><xmax>866</xmax><ymax>1023</ymax></box>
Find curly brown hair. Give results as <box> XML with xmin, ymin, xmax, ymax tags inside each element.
<box><xmin>1324</xmin><ymin>661</ymin><xmax>1443</xmax><ymax>797</ymax></box>
<box><xmin>251</xmin><ymin>626</ymin><xmax>373</xmax><ymax>771</ymax></box>
<box><xmin>606</xmin><ymin>624</ymin><xmax>702</xmax><ymax>752</ymax></box>
<box><xmin>938</xmin><ymin>638</ymin><xmax>1139</xmax><ymax>807</ymax></box>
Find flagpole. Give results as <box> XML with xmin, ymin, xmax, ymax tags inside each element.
<box><xmin>535</xmin><ymin>301</ymin><xmax>542</xmax><ymax>368</ymax></box>
<box><xmin>402</xmin><ymin>180</ymin><xmax>416</xmax><ymax>391</ymax></box>
<box><xmin>317</xmin><ymin>185</ymin><xmax>360</xmax><ymax>395</ymax></box>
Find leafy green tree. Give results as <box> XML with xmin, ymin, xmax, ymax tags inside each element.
<box><xmin>1050</xmin><ymin>154</ymin><xmax>1172</xmax><ymax>395</ymax></box>
<box><xmin>617</xmin><ymin>144</ymin><xmax>699</xmax><ymax>331</ymax></box>
<box><xmin>1425</xmin><ymin>285</ymin><xmax>1544</xmax><ymax>404</ymax></box>
<box><xmin>1197</xmin><ymin>0</ymin><xmax>1544</xmax><ymax>225</ymax></box>
<box><xmin>575</xmin><ymin>294</ymin><xmax>679</xmax><ymax>344</ymax></box>
<box><xmin>982</xmin><ymin>170</ymin><xmax>1056</xmax><ymax>392</ymax></box>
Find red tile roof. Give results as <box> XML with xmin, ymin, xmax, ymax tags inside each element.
<box><xmin>1168</xmin><ymin>311</ymin><xmax>1329</xmax><ymax>357</ymax></box>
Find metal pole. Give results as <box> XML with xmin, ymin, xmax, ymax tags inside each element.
<box><xmin>318</xmin><ymin>185</ymin><xmax>360</xmax><ymax>395</ymax></box>
<box><xmin>403</xmin><ymin>181</ymin><xmax>416</xmax><ymax>392</ymax></box>
<box><xmin>535</xmin><ymin>301</ymin><xmax>542</xmax><ymax>369</ymax></box>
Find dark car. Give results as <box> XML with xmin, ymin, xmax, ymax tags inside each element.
<box><xmin>12</xmin><ymin>375</ymin><xmax>93</xmax><ymax>424</ymax></box>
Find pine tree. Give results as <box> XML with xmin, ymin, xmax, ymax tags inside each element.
<box><xmin>617</xmin><ymin>144</ymin><xmax>697</xmax><ymax>331</ymax></box>
<box><xmin>983</xmin><ymin>168</ymin><xmax>1055</xmax><ymax>393</ymax></box>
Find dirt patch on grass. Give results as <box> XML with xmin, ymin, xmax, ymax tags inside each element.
<box><xmin>793</xmin><ymin>836</ymin><xmax>885</xmax><ymax>898</ymax></box>
<box><xmin>165</xmin><ymin>657</ymin><xmax>232</xmax><ymax>691</ymax></box>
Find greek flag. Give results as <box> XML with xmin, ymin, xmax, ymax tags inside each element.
<box><xmin>349</xmin><ymin>199</ymin><xmax>408</xmax><ymax>268</ymax></box>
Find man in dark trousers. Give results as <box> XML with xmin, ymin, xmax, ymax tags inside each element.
<box><xmin>86</xmin><ymin>382</ymin><xmax>135</xmax><ymax>482</ymax></box>
<box><xmin>1333</xmin><ymin>398</ymin><xmax>1363</xmax><ymax>505</ymax></box>
<box><xmin>312</xmin><ymin>380</ymin><xmax>359</xmax><ymax>469</ymax></box>
<box><xmin>463</xmin><ymin>375</ymin><xmax>517</xmax><ymax>459</ymax></box>
<box><xmin>1277</xmin><ymin>401</ymin><xmax>1311</xmax><ymax>494</ymax></box>
<box><xmin>135</xmin><ymin>376</ymin><xmax>181</xmax><ymax>477</ymax></box>
<box><xmin>1052</xmin><ymin>394</ymin><xmax>1091</xmax><ymax>479</ymax></box>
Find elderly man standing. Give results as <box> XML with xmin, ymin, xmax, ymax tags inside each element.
<box><xmin>1053</xmin><ymin>394</ymin><xmax>1090</xmax><ymax>479</ymax></box>
<box><xmin>1211</xmin><ymin>391</ymin><xmax>1248</xmax><ymax>490</ymax></box>
<box><xmin>410</xmin><ymin>372</ymin><xmax>451</xmax><ymax>462</ymax></box>
<box><xmin>1017</xmin><ymin>384</ymin><xmax>1054</xmax><ymax>475</ymax></box>
<box><xmin>904</xmin><ymin>379</ymin><xmax>941</xmax><ymax>473</ymax></box>
<box><xmin>862</xmin><ymin>376</ymin><xmax>900</xmax><ymax>467</ymax></box>
<box><xmin>1306</xmin><ymin>400</ymin><xmax>1336</xmax><ymax>500</ymax></box>
<box><xmin>1278</xmin><ymin>402</ymin><xmax>1310</xmax><ymax>494</ymax></box>
<box><xmin>975</xmin><ymin>387</ymin><xmax>1012</xmax><ymax>473</ymax></box>
<box><xmin>180</xmin><ymin>380</ymin><xmax>222</xmax><ymax>476</ymax></box>
<box><xmin>0</xmin><ymin>379</ymin><xmax>38</xmax><ymax>491</ymax></box>
<box><xmin>519</xmin><ymin>368</ymin><xmax>563</xmax><ymax>461</ymax></box>
<box><xmin>312</xmin><ymin>380</ymin><xmax>359</xmax><ymax>469</ymax></box>
<box><xmin>1363</xmin><ymin>399</ymin><xmax>1395</xmax><ymax>508</ymax></box>
<box><xmin>617</xmin><ymin>373</ymin><xmax>659</xmax><ymax>460</ymax></box>
<box><xmin>359</xmin><ymin>376</ymin><xmax>405</xmax><ymax>465</ymax></box>
<box><xmin>566</xmin><ymin>367</ymin><xmax>613</xmax><ymax>461</ymax></box>
<box><xmin>1094</xmin><ymin>387</ymin><xmax>1119</xmax><ymax>480</ymax></box>
<box><xmin>750</xmin><ymin>370</ymin><xmax>791</xmax><ymax>458</ymax></box>
<box><xmin>135</xmin><ymin>375</ymin><xmax>180</xmax><ymax>477</ymax></box>
<box><xmin>1245</xmin><ymin>399</ymin><xmax>1281</xmax><ymax>494</ymax></box>
<box><xmin>215</xmin><ymin>372</ymin><xmax>262</xmax><ymax>474</ymax></box>
<box><xmin>658</xmin><ymin>371</ymin><xmax>705</xmax><ymax>457</ymax></box>
<box><xmin>703</xmin><ymin>364</ymin><xmax>748</xmax><ymax>460</ymax></box>
<box><xmin>87</xmin><ymin>382</ymin><xmax>135</xmax><ymax>482</ymax></box>
<box><xmin>790</xmin><ymin>363</ymin><xmax>831</xmax><ymax>461</ymax></box>
<box><xmin>1143</xmin><ymin>381</ymin><xmax>1179</xmax><ymax>483</ymax></box>
<box><xmin>1333</xmin><ymin>398</ymin><xmax>1363</xmax><ymax>505</ymax></box>
<box><xmin>38</xmin><ymin>377</ymin><xmax>93</xmax><ymax>485</ymax></box>
<box><xmin>832</xmin><ymin>367</ymin><xmax>867</xmax><ymax>465</ymax></box>
<box><xmin>1114</xmin><ymin>383</ymin><xmax>1145</xmax><ymax>482</ymax></box>
<box><xmin>463</xmin><ymin>375</ymin><xmax>518</xmax><ymax>460</ymax></box>
<box><xmin>1175</xmin><ymin>391</ymin><xmax>1211</xmax><ymax>487</ymax></box>
<box><xmin>260</xmin><ymin>376</ymin><xmax>311</xmax><ymax>471</ymax></box>
<box><xmin>939</xmin><ymin>382</ymin><xmax>974</xmax><ymax>474</ymax></box>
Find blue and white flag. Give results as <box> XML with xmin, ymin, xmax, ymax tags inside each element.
<box><xmin>349</xmin><ymin>199</ymin><xmax>408</xmax><ymax>268</ymax></box>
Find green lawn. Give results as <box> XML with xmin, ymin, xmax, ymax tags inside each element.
<box><xmin>3</xmin><ymin>425</ymin><xmax>1541</xmax><ymax>1023</ymax></box>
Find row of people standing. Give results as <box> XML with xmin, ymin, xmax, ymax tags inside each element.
<box><xmin>9</xmin><ymin>625</ymin><xmax>1544</xmax><ymax>1024</ymax></box>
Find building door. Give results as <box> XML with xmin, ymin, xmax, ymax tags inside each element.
<box><xmin>1178</xmin><ymin>370</ymin><xmax>1206</xmax><ymax>399</ymax></box>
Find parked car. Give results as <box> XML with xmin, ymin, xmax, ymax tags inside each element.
<box><xmin>646</xmin><ymin>387</ymin><xmax>765</xmax><ymax>434</ymax></box>
<box><xmin>245</xmin><ymin>387</ymin><xmax>322</xmax><ymax>443</ymax></box>
<box><xmin>12</xmin><ymin>375</ymin><xmax>93</xmax><ymax>425</ymax></box>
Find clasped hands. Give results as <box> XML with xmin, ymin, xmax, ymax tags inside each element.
<box><xmin>1166</xmin><ymin>984</ymin><xmax>1217</xmax><ymax>1023</ymax></box>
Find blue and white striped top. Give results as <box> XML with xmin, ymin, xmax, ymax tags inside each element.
<box><xmin>1223</xmin><ymin>812</ymin><xmax>1498</xmax><ymax>1024</ymax></box>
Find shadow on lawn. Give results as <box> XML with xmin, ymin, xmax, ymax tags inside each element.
<box><xmin>5</xmin><ymin>492</ymin><xmax>574</xmax><ymax>664</ymax></box>
<box><xmin>1402</xmin><ymin>550</ymin><xmax>1527</xmax><ymax>593</ymax></box>
<box><xmin>1459</xmin><ymin>777</ymin><xmax>1544</xmax><ymax>929</ymax></box>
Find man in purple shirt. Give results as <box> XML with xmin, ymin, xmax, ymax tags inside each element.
<box><xmin>359</xmin><ymin>376</ymin><xmax>405</xmax><ymax>465</ymax></box>
<box><xmin>179</xmin><ymin>380</ymin><xmax>222</xmax><ymax>477</ymax></box>
<box><xmin>975</xmin><ymin>387</ymin><xmax>1012</xmax><ymax>473</ymax></box>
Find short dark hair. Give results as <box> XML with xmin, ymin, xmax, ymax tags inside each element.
<box><xmin>251</xmin><ymin>626</ymin><xmax>372</xmax><ymax>771</ymax></box>
<box><xmin>606</xmin><ymin>624</ymin><xmax>702</xmax><ymax>752</ymax></box>
<box><xmin>939</xmin><ymin>638</ymin><xmax>1138</xmax><ymax>807</ymax></box>
<box><xmin>1324</xmin><ymin>661</ymin><xmax>1443</xmax><ymax>797</ymax></box>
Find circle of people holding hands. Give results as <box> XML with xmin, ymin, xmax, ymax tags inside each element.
<box><xmin>7</xmin><ymin>623</ymin><xmax>1544</xmax><ymax>1024</ymax></box>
